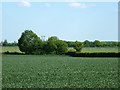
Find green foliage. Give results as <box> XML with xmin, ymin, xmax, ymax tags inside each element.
<box><xmin>83</xmin><ymin>40</ymin><xmax>90</xmax><ymax>47</ymax></box>
<box><xmin>48</xmin><ymin>36</ymin><xmax>59</xmax><ymax>43</ymax></box>
<box><xmin>2</xmin><ymin>55</ymin><xmax>118</xmax><ymax>88</ymax></box>
<box><xmin>2</xmin><ymin>40</ymin><xmax>8</xmax><ymax>46</ymax></box>
<box><xmin>46</xmin><ymin>41</ymin><xmax>57</xmax><ymax>54</ymax></box>
<box><xmin>46</xmin><ymin>36</ymin><xmax>68</xmax><ymax>54</ymax></box>
<box><xmin>2</xmin><ymin>40</ymin><xmax>18</xmax><ymax>46</ymax></box>
<box><xmin>74</xmin><ymin>41</ymin><xmax>83</xmax><ymax>52</ymax></box>
<box><xmin>18</xmin><ymin>30</ymin><xmax>43</xmax><ymax>54</ymax></box>
<box><xmin>66</xmin><ymin>52</ymin><xmax>119</xmax><ymax>57</ymax></box>
<box><xmin>18</xmin><ymin>31</ymin><xmax>68</xmax><ymax>55</ymax></box>
<box><xmin>45</xmin><ymin>36</ymin><xmax>58</xmax><ymax>54</ymax></box>
<box><xmin>1</xmin><ymin>46</ymin><xmax>118</xmax><ymax>53</ymax></box>
<box><xmin>16</xmin><ymin>30</ymin><xmax>118</xmax><ymax>55</ymax></box>
<box><xmin>93</xmin><ymin>40</ymin><xmax>101</xmax><ymax>47</ymax></box>
<box><xmin>65</xmin><ymin>41</ymin><xmax>74</xmax><ymax>47</ymax></box>
<box><xmin>56</xmin><ymin>40</ymin><xmax>68</xmax><ymax>55</ymax></box>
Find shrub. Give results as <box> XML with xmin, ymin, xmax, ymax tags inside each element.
<box><xmin>66</xmin><ymin>52</ymin><xmax>119</xmax><ymax>57</ymax></box>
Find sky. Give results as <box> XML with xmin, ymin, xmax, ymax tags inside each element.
<box><xmin>2</xmin><ymin>1</ymin><xmax>118</xmax><ymax>42</ymax></box>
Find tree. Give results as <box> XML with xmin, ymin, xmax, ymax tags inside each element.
<box><xmin>46</xmin><ymin>41</ymin><xmax>57</xmax><ymax>54</ymax></box>
<box><xmin>112</xmin><ymin>42</ymin><xmax>118</xmax><ymax>47</ymax></box>
<box><xmin>45</xmin><ymin>36</ymin><xmax>59</xmax><ymax>54</ymax></box>
<box><xmin>18</xmin><ymin>30</ymin><xmax>43</xmax><ymax>54</ymax></box>
<box><xmin>48</xmin><ymin>36</ymin><xmax>59</xmax><ymax>43</ymax></box>
<box><xmin>3</xmin><ymin>40</ymin><xmax>8</xmax><ymax>46</ymax></box>
<box><xmin>66</xmin><ymin>41</ymin><xmax>74</xmax><ymax>47</ymax></box>
<box><xmin>56</xmin><ymin>40</ymin><xmax>68</xmax><ymax>55</ymax></box>
<box><xmin>46</xmin><ymin>36</ymin><xmax>68</xmax><ymax>55</ymax></box>
<box><xmin>93</xmin><ymin>40</ymin><xmax>101</xmax><ymax>47</ymax></box>
<box><xmin>83</xmin><ymin>40</ymin><xmax>90</xmax><ymax>47</ymax></box>
<box><xmin>74</xmin><ymin>41</ymin><xmax>83</xmax><ymax>52</ymax></box>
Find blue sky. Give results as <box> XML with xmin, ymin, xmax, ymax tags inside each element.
<box><xmin>2</xmin><ymin>1</ymin><xmax>118</xmax><ymax>42</ymax></box>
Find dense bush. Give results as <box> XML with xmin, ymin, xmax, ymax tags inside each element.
<box><xmin>18</xmin><ymin>30</ymin><xmax>68</xmax><ymax>55</ymax></box>
<box><xmin>66</xmin><ymin>52</ymin><xmax>119</xmax><ymax>57</ymax></box>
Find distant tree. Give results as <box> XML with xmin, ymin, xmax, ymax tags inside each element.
<box><xmin>93</xmin><ymin>40</ymin><xmax>101</xmax><ymax>47</ymax></box>
<box><xmin>74</xmin><ymin>41</ymin><xmax>83</xmax><ymax>52</ymax></box>
<box><xmin>11</xmin><ymin>41</ymin><xmax>18</xmax><ymax>46</ymax></box>
<box><xmin>3</xmin><ymin>40</ymin><xmax>8</xmax><ymax>46</ymax></box>
<box><xmin>18</xmin><ymin>30</ymin><xmax>43</xmax><ymax>54</ymax></box>
<box><xmin>112</xmin><ymin>42</ymin><xmax>118</xmax><ymax>47</ymax></box>
<box><xmin>83</xmin><ymin>40</ymin><xmax>90</xmax><ymax>47</ymax></box>
<box><xmin>89</xmin><ymin>42</ymin><xmax>94</xmax><ymax>47</ymax></box>
<box><xmin>66</xmin><ymin>41</ymin><xmax>74</xmax><ymax>47</ymax></box>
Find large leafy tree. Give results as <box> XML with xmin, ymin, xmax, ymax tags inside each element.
<box><xmin>56</xmin><ymin>40</ymin><xmax>68</xmax><ymax>55</ymax></box>
<box><xmin>18</xmin><ymin>30</ymin><xmax>43</xmax><ymax>54</ymax></box>
<box><xmin>74</xmin><ymin>41</ymin><xmax>83</xmax><ymax>52</ymax></box>
<box><xmin>45</xmin><ymin>41</ymin><xmax>57</xmax><ymax>54</ymax></box>
<box><xmin>45</xmin><ymin>36</ymin><xmax>58</xmax><ymax>54</ymax></box>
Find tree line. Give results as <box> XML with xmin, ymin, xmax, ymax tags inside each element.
<box><xmin>65</xmin><ymin>40</ymin><xmax>118</xmax><ymax>47</ymax></box>
<box><xmin>16</xmin><ymin>30</ymin><xmax>83</xmax><ymax>55</ymax></box>
<box><xmin>0</xmin><ymin>30</ymin><xmax>119</xmax><ymax>48</ymax></box>
<box><xmin>1</xmin><ymin>39</ymin><xmax>118</xmax><ymax>47</ymax></box>
<box><xmin>0</xmin><ymin>40</ymin><xmax>17</xmax><ymax>46</ymax></box>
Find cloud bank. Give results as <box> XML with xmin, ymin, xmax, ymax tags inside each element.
<box><xmin>44</xmin><ymin>3</ymin><xmax>51</xmax><ymax>7</ymax></box>
<box><xmin>69</xmin><ymin>3</ymin><xmax>95</xmax><ymax>8</ymax></box>
<box><xmin>69</xmin><ymin>3</ymin><xmax>88</xmax><ymax>8</ymax></box>
<box><xmin>19</xmin><ymin>0</ymin><xmax>31</xmax><ymax>7</ymax></box>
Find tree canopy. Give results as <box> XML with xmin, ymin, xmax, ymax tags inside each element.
<box><xmin>18</xmin><ymin>30</ymin><xmax>43</xmax><ymax>54</ymax></box>
<box><xmin>74</xmin><ymin>41</ymin><xmax>83</xmax><ymax>52</ymax></box>
<box><xmin>18</xmin><ymin>30</ymin><xmax>68</xmax><ymax>55</ymax></box>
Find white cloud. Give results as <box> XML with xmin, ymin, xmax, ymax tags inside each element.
<box><xmin>44</xmin><ymin>3</ymin><xmax>51</xmax><ymax>7</ymax></box>
<box><xmin>69</xmin><ymin>3</ymin><xmax>95</xmax><ymax>8</ymax></box>
<box><xmin>69</xmin><ymin>3</ymin><xmax>88</xmax><ymax>8</ymax></box>
<box><xmin>19</xmin><ymin>0</ymin><xmax>31</xmax><ymax>7</ymax></box>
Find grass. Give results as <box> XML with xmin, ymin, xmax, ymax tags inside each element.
<box><xmin>68</xmin><ymin>47</ymin><xmax>118</xmax><ymax>53</ymax></box>
<box><xmin>2</xmin><ymin>55</ymin><xmax>118</xmax><ymax>88</ymax></box>
<box><xmin>81</xmin><ymin>47</ymin><xmax>118</xmax><ymax>53</ymax></box>
<box><xmin>0</xmin><ymin>46</ymin><xmax>21</xmax><ymax>53</ymax></box>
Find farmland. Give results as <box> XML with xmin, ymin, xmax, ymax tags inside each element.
<box><xmin>2</xmin><ymin>55</ymin><xmax>118</xmax><ymax>88</ymax></box>
<box><xmin>1</xmin><ymin>46</ymin><xmax>118</xmax><ymax>53</ymax></box>
<box><xmin>0</xmin><ymin>46</ymin><xmax>21</xmax><ymax>53</ymax></box>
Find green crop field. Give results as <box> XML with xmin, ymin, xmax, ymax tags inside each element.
<box><xmin>2</xmin><ymin>55</ymin><xmax>118</xmax><ymax>88</ymax></box>
<box><xmin>1</xmin><ymin>46</ymin><xmax>118</xmax><ymax>53</ymax></box>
